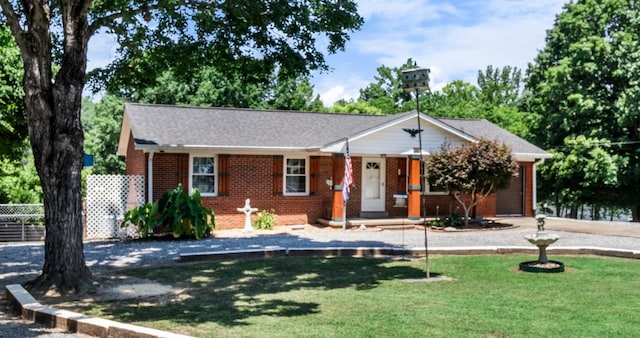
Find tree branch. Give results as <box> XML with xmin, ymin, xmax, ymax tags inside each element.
<box><xmin>0</xmin><ymin>0</ymin><xmax>26</xmax><ymax>48</ymax></box>
<box><xmin>88</xmin><ymin>0</ymin><xmax>212</xmax><ymax>35</ymax></box>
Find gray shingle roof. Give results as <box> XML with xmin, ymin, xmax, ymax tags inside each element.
<box><xmin>122</xmin><ymin>103</ymin><xmax>550</xmax><ymax>157</ymax></box>
<box><xmin>435</xmin><ymin>118</ymin><xmax>550</xmax><ymax>157</ymax></box>
<box><xmin>124</xmin><ymin>103</ymin><xmax>401</xmax><ymax>149</ymax></box>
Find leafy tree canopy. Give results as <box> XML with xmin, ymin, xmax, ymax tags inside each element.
<box><xmin>330</xmin><ymin>99</ymin><xmax>384</xmax><ymax>115</ymax></box>
<box><xmin>0</xmin><ymin>25</ymin><xmax>27</xmax><ymax>161</ymax></box>
<box><xmin>538</xmin><ymin>136</ymin><xmax>626</xmax><ymax>219</ymax></box>
<box><xmin>525</xmin><ymin>0</ymin><xmax>640</xmax><ymax>219</ymax></box>
<box><xmin>87</xmin><ymin>1</ymin><xmax>364</xmax><ymax>97</ymax></box>
<box><xmin>0</xmin><ymin>144</ymin><xmax>42</xmax><ymax>204</ymax></box>
<box><xmin>82</xmin><ymin>95</ymin><xmax>126</xmax><ymax>174</ymax></box>
<box><xmin>356</xmin><ymin>60</ymin><xmax>528</xmax><ymax>136</ymax></box>
<box><xmin>133</xmin><ymin>66</ymin><xmax>324</xmax><ymax>111</ymax></box>
<box><xmin>358</xmin><ymin>58</ymin><xmax>418</xmax><ymax>113</ymax></box>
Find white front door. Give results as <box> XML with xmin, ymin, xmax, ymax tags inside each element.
<box><xmin>361</xmin><ymin>158</ymin><xmax>386</xmax><ymax>211</ymax></box>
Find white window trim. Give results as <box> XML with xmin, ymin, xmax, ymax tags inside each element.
<box><xmin>189</xmin><ymin>154</ymin><xmax>218</xmax><ymax>196</ymax></box>
<box><xmin>283</xmin><ymin>155</ymin><xmax>309</xmax><ymax>196</ymax></box>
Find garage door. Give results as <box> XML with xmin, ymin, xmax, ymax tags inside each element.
<box><xmin>496</xmin><ymin>165</ymin><xmax>524</xmax><ymax>216</ymax></box>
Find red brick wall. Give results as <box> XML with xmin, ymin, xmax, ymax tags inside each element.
<box><xmin>135</xmin><ymin>152</ymin><xmax>532</xmax><ymax>228</ymax></box>
<box><xmin>152</xmin><ymin>153</ymin><xmax>180</xmax><ymax>199</ymax></box>
<box><xmin>125</xmin><ymin>133</ymin><xmax>146</xmax><ymax>176</ymax></box>
<box><xmin>149</xmin><ymin>154</ymin><xmax>335</xmax><ymax>229</ymax></box>
<box><xmin>386</xmin><ymin>157</ymin><xmax>408</xmax><ymax>218</ymax></box>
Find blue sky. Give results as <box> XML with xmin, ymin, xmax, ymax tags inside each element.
<box><xmin>86</xmin><ymin>0</ymin><xmax>568</xmax><ymax>105</ymax></box>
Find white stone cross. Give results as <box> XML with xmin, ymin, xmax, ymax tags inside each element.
<box><xmin>237</xmin><ymin>198</ymin><xmax>259</xmax><ymax>232</ymax></box>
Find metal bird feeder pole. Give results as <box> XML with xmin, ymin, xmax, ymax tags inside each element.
<box><xmin>401</xmin><ymin>66</ymin><xmax>431</xmax><ymax>278</ymax></box>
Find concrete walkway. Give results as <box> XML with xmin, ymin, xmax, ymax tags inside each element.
<box><xmin>504</xmin><ymin>216</ymin><xmax>640</xmax><ymax>238</ymax></box>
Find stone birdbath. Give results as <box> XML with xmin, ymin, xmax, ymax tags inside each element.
<box><xmin>519</xmin><ymin>215</ymin><xmax>565</xmax><ymax>273</ymax></box>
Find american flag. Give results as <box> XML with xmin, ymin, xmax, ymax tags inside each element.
<box><xmin>343</xmin><ymin>139</ymin><xmax>353</xmax><ymax>202</ymax></box>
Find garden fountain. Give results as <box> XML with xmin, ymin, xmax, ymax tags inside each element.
<box><xmin>519</xmin><ymin>215</ymin><xmax>565</xmax><ymax>273</ymax></box>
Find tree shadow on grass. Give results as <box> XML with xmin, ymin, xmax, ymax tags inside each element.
<box><xmin>87</xmin><ymin>256</ymin><xmax>428</xmax><ymax>327</ymax></box>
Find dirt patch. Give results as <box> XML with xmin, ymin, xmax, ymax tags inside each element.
<box><xmin>98</xmin><ymin>281</ymin><xmax>179</xmax><ymax>301</ymax></box>
<box><xmin>427</xmin><ymin>221</ymin><xmax>516</xmax><ymax>232</ymax></box>
<box><xmin>35</xmin><ymin>274</ymin><xmax>186</xmax><ymax>309</ymax></box>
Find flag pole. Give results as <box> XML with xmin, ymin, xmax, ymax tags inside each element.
<box><xmin>342</xmin><ymin>137</ymin><xmax>353</xmax><ymax>231</ymax></box>
<box><xmin>343</xmin><ymin>199</ymin><xmax>347</xmax><ymax>231</ymax></box>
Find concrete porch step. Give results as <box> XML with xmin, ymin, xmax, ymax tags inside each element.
<box><xmin>359</xmin><ymin>211</ymin><xmax>389</xmax><ymax>219</ymax></box>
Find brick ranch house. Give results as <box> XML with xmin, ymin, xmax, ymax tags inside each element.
<box><xmin>117</xmin><ymin>103</ymin><xmax>552</xmax><ymax>229</ymax></box>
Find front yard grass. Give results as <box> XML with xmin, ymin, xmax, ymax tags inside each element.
<box><xmin>49</xmin><ymin>255</ymin><xmax>640</xmax><ymax>337</ymax></box>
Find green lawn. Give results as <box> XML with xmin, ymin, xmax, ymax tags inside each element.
<box><xmin>61</xmin><ymin>255</ymin><xmax>640</xmax><ymax>337</ymax></box>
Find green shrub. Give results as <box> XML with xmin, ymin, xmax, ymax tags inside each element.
<box><xmin>428</xmin><ymin>213</ymin><xmax>465</xmax><ymax>228</ymax></box>
<box><xmin>121</xmin><ymin>184</ymin><xmax>215</xmax><ymax>239</ymax></box>
<box><xmin>443</xmin><ymin>213</ymin><xmax>465</xmax><ymax>227</ymax></box>
<box><xmin>253</xmin><ymin>209</ymin><xmax>276</xmax><ymax>230</ymax></box>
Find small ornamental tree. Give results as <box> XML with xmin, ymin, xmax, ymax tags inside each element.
<box><xmin>426</xmin><ymin>138</ymin><xmax>519</xmax><ymax>226</ymax></box>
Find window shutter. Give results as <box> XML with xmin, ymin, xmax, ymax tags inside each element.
<box><xmin>177</xmin><ymin>154</ymin><xmax>189</xmax><ymax>192</ymax></box>
<box><xmin>218</xmin><ymin>154</ymin><xmax>230</xmax><ymax>196</ymax></box>
<box><xmin>273</xmin><ymin>155</ymin><xmax>283</xmax><ymax>196</ymax></box>
<box><xmin>310</xmin><ymin>156</ymin><xmax>320</xmax><ymax>195</ymax></box>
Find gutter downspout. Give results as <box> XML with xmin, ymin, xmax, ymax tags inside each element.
<box><xmin>148</xmin><ymin>150</ymin><xmax>154</xmax><ymax>203</ymax></box>
<box><xmin>532</xmin><ymin>158</ymin><xmax>545</xmax><ymax>216</ymax></box>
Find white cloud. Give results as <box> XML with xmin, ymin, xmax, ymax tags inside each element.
<box><xmin>314</xmin><ymin>75</ymin><xmax>369</xmax><ymax>106</ymax></box>
<box><xmin>313</xmin><ymin>0</ymin><xmax>567</xmax><ymax>105</ymax></box>
<box><xmin>86</xmin><ymin>32</ymin><xmax>118</xmax><ymax>71</ymax></box>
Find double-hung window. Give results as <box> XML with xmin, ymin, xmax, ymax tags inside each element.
<box><xmin>284</xmin><ymin>157</ymin><xmax>308</xmax><ymax>195</ymax></box>
<box><xmin>191</xmin><ymin>155</ymin><xmax>216</xmax><ymax>196</ymax></box>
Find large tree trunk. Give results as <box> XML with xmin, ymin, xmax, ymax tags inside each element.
<box><xmin>4</xmin><ymin>0</ymin><xmax>94</xmax><ymax>294</ymax></box>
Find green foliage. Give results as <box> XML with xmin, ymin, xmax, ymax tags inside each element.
<box><xmin>329</xmin><ymin>99</ymin><xmax>384</xmax><ymax>115</ymax></box>
<box><xmin>524</xmin><ymin>0</ymin><xmax>640</xmax><ymax>219</ymax></box>
<box><xmin>428</xmin><ymin>214</ymin><xmax>465</xmax><ymax>228</ymax></box>
<box><xmin>427</xmin><ymin>139</ymin><xmax>519</xmax><ymax>226</ymax></box>
<box><xmin>122</xmin><ymin>185</ymin><xmax>215</xmax><ymax>239</ymax></box>
<box><xmin>253</xmin><ymin>209</ymin><xmax>277</xmax><ymax>230</ymax></box>
<box><xmin>82</xmin><ymin>95</ymin><xmax>126</xmax><ymax>174</ymax></box>
<box><xmin>420</xmin><ymin>68</ymin><xmax>528</xmax><ymax>136</ymax></box>
<box><xmin>477</xmin><ymin>65</ymin><xmax>522</xmax><ymax>107</ymax></box>
<box><xmin>130</xmin><ymin>66</ymin><xmax>326</xmax><ymax>111</ymax></box>
<box><xmin>358</xmin><ymin>58</ymin><xmax>418</xmax><ymax>113</ymax></box>
<box><xmin>0</xmin><ymin>25</ymin><xmax>27</xmax><ymax>161</ymax></box>
<box><xmin>538</xmin><ymin>136</ymin><xmax>626</xmax><ymax>218</ymax></box>
<box><xmin>88</xmin><ymin>1</ymin><xmax>363</xmax><ymax>99</ymax></box>
<box><xmin>0</xmin><ymin>150</ymin><xmax>43</xmax><ymax>203</ymax></box>
<box><xmin>355</xmin><ymin>60</ymin><xmax>528</xmax><ymax>135</ymax></box>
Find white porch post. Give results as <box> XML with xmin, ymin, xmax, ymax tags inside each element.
<box><xmin>147</xmin><ymin>150</ymin><xmax>154</xmax><ymax>203</ymax></box>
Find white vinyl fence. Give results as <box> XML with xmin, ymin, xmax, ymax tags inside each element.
<box><xmin>86</xmin><ymin>175</ymin><xmax>144</xmax><ymax>239</ymax></box>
